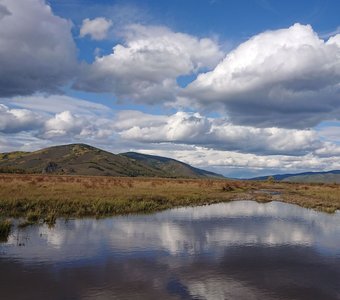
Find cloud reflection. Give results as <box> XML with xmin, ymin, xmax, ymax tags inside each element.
<box><xmin>1</xmin><ymin>201</ymin><xmax>340</xmax><ymax>299</ymax></box>
<box><xmin>3</xmin><ymin>201</ymin><xmax>340</xmax><ymax>261</ymax></box>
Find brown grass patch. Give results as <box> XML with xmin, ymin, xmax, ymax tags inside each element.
<box><xmin>0</xmin><ymin>174</ymin><xmax>339</xmax><ymax>226</ymax></box>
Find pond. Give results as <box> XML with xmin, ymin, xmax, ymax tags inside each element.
<box><xmin>0</xmin><ymin>201</ymin><xmax>339</xmax><ymax>300</ymax></box>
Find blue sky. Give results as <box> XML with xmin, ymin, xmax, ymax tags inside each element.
<box><xmin>0</xmin><ymin>0</ymin><xmax>340</xmax><ymax>177</ymax></box>
<box><xmin>49</xmin><ymin>0</ymin><xmax>340</xmax><ymax>67</ymax></box>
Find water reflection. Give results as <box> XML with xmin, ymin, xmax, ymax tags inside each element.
<box><xmin>0</xmin><ymin>201</ymin><xmax>339</xmax><ymax>300</ymax></box>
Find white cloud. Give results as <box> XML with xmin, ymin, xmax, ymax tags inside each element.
<box><xmin>0</xmin><ymin>0</ymin><xmax>77</xmax><ymax>96</ymax></box>
<box><xmin>0</xmin><ymin>95</ymin><xmax>116</xmax><ymax>143</ymax></box>
<box><xmin>184</xmin><ymin>23</ymin><xmax>340</xmax><ymax>128</ymax></box>
<box><xmin>5</xmin><ymin>94</ymin><xmax>111</xmax><ymax>115</ymax></box>
<box><xmin>80</xmin><ymin>17</ymin><xmax>112</xmax><ymax>40</ymax></box>
<box><xmin>3</xmin><ymin>95</ymin><xmax>340</xmax><ymax>177</ymax></box>
<box><xmin>74</xmin><ymin>24</ymin><xmax>223</xmax><ymax>103</ymax></box>
<box><xmin>140</xmin><ymin>147</ymin><xmax>340</xmax><ymax>175</ymax></box>
<box><xmin>115</xmin><ymin>111</ymin><xmax>322</xmax><ymax>155</ymax></box>
<box><xmin>0</xmin><ymin>104</ymin><xmax>42</xmax><ymax>133</ymax></box>
<box><xmin>43</xmin><ymin>111</ymin><xmax>87</xmax><ymax>138</ymax></box>
<box><xmin>42</xmin><ymin>111</ymin><xmax>113</xmax><ymax>139</ymax></box>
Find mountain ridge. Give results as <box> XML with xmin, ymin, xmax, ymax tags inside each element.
<box><xmin>0</xmin><ymin>143</ymin><xmax>223</xmax><ymax>179</ymax></box>
<box><xmin>249</xmin><ymin>170</ymin><xmax>340</xmax><ymax>183</ymax></box>
<box><xmin>121</xmin><ymin>151</ymin><xmax>223</xmax><ymax>178</ymax></box>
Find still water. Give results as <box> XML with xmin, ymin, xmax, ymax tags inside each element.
<box><xmin>0</xmin><ymin>201</ymin><xmax>339</xmax><ymax>300</ymax></box>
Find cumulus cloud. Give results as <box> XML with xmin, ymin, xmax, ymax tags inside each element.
<box><xmin>80</xmin><ymin>17</ymin><xmax>112</xmax><ymax>40</ymax></box>
<box><xmin>0</xmin><ymin>0</ymin><xmax>77</xmax><ymax>97</ymax></box>
<box><xmin>0</xmin><ymin>95</ymin><xmax>116</xmax><ymax>143</ymax></box>
<box><xmin>141</xmin><ymin>147</ymin><xmax>340</xmax><ymax>176</ymax></box>
<box><xmin>184</xmin><ymin>23</ymin><xmax>340</xmax><ymax>128</ymax></box>
<box><xmin>43</xmin><ymin>111</ymin><xmax>89</xmax><ymax>139</ymax></box>
<box><xmin>42</xmin><ymin>111</ymin><xmax>113</xmax><ymax>139</ymax></box>
<box><xmin>0</xmin><ymin>104</ymin><xmax>42</xmax><ymax>133</ymax></box>
<box><xmin>74</xmin><ymin>24</ymin><xmax>223</xmax><ymax>103</ymax></box>
<box><xmin>115</xmin><ymin>111</ymin><xmax>322</xmax><ymax>156</ymax></box>
<box><xmin>3</xmin><ymin>94</ymin><xmax>340</xmax><ymax>177</ymax></box>
<box><xmin>2</xmin><ymin>96</ymin><xmax>337</xmax><ymax>161</ymax></box>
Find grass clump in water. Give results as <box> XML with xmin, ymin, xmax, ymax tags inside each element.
<box><xmin>0</xmin><ymin>219</ymin><xmax>12</xmax><ymax>242</ymax></box>
<box><xmin>18</xmin><ymin>211</ymin><xmax>41</xmax><ymax>228</ymax></box>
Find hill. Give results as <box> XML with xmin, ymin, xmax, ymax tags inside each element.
<box><xmin>0</xmin><ymin>144</ymin><xmax>223</xmax><ymax>178</ymax></box>
<box><xmin>121</xmin><ymin>152</ymin><xmax>224</xmax><ymax>178</ymax></box>
<box><xmin>250</xmin><ymin>170</ymin><xmax>340</xmax><ymax>183</ymax></box>
<box><xmin>283</xmin><ymin>173</ymin><xmax>340</xmax><ymax>183</ymax></box>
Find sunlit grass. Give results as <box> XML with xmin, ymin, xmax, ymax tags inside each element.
<box><xmin>0</xmin><ymin>174</ymin><xmax>339</xmax><ymax>227</ymax></box>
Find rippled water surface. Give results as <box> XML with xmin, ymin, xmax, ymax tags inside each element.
<box><xmin>1</xmin><ymin>201</ymin><xmax>340</xmax><ymax>300</ymax></box>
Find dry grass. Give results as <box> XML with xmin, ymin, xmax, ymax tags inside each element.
<box><xmin>281</xmin><ymin>183</ymin><xmax>340</xmax><ymax>213</ymax></box>
<box><xmin>0</xmin><ymin>174</ymin><xmax>339</xmax><ymax>226</ymax></box>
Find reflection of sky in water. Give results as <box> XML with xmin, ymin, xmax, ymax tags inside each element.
<box><xmin>1</xmin><ymin>201</ymin><xmax>340</xmax><ymax>300</ymax></box>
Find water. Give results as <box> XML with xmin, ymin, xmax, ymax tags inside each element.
<box><xmin>0</xmin><ymin>201</ymin><xmax>339</xmax><ymax>300</ymax></box>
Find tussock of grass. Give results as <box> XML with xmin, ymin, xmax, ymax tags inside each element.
<box><xmin>0</xmin><ymin>219</ymin><xmax>11</xmax><ymax>242</ymax></box>
<box><xmin>0</xmin><ymin>175</ymin><xmax>339</xmax><ymax>227</ymax></box>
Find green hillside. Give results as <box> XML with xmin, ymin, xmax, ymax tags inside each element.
<box><xmin>283</xmin><ymin>173</ymin><xmax>340</xmax><ymax>183</ymax></box>
<box><xmin>0</xmin><ymin>144</ymin><xmax>223</xmax><ymax>178</ymax></box>
<box><xmin>251</xmin><ymin>170</ymin><xmax>340</xmax><ymax>183</ymax></box>
<box><xmin>121</xmin><ymin>152</ymin><xmax>224</xmax><ymax>178</ymax></box>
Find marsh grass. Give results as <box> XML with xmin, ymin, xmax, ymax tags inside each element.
<box><xmin>281</xmin><ymin>183</ymin><xmax>340</xmax><ymax>213</ymax></box>
<box><xmin>0</xmin><ymin>219</ymin><xmax>11</xmax><ymax>242</ymax></box>
<box><xmin>0</xmin><ymin>174</ymin><xmax>339</xmax><ymax>227</ymax></box>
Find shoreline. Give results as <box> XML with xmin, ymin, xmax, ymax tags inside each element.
<box><xmin>0</xmin><ymin>174</ymin><xmax>339</xmax><ymax>238</ymax></box>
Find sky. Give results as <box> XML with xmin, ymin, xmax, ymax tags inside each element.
<box><xmin>0</xmin><ymin>0</ymin><xmax>340</xmax><ymax>178</ymax></box>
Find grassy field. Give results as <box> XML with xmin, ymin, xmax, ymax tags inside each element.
<box><xmin>0</xmin><ymin>174</ymin><xmax>339</xmax><ymax>233</ymax></box>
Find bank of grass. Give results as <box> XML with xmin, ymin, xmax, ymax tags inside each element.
<box><xmin>281</xmin><ymin>183</ymin><xmax>340</xmax><ymax>213</ymax></box>
<box><xmin>0</xmin><ymin>174</ymin><xmax>339</xmax><ymax>227</ymax></box>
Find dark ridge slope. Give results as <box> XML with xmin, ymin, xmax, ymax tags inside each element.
<box><xmin>121</xmin><ymin>152</ymin><xmax>224</xmax><ymax>178</ymax></box>
<box><xmin>250</xmin><ymin>170</ymin><xmax>340</xmax><ymax>183</ymax></box>
<box><xmin>0</xmin><ymin>144</ymin><xmax>224</xmax><ymax>178</ymax></box>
